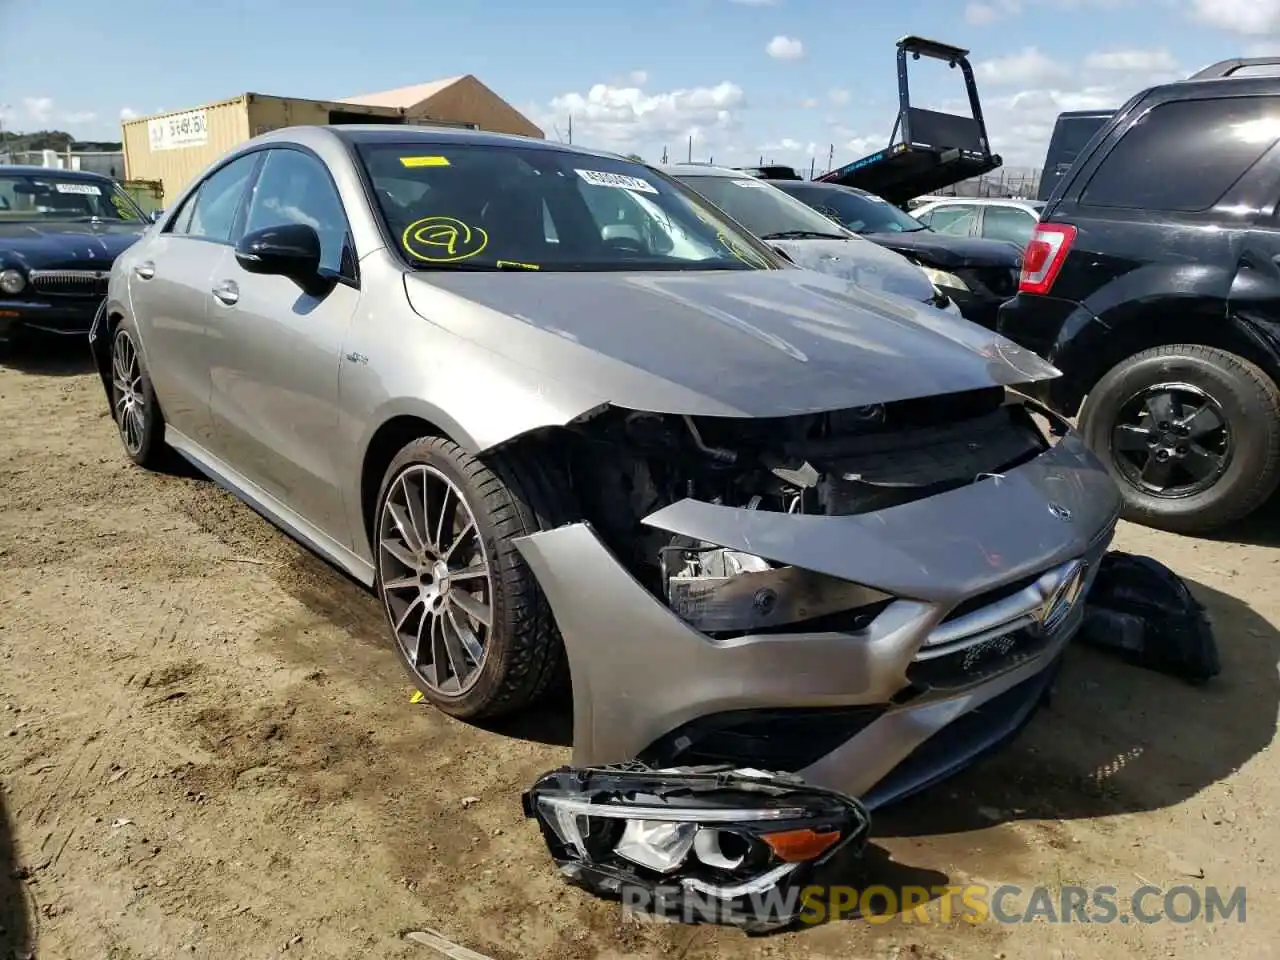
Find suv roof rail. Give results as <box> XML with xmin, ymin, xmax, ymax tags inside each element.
<box><xmin>1187</xmin><ymin>56</ymin><xmax>1280</xmax><ymax>81</ymax></box>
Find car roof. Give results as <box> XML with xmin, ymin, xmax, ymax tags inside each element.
<box><xmin>0</xmin><ymin>164</ymin><xmax>115</xmax><ymax>181</ymax></box>
<box><xmin>657</xmin><ymin>163</ymin><xmax>760</xmax><ymax>179</ymax></box>
<box><xmin>256</xmin><ymin>124</ymin><xmax>634</xmax><ymax>163</ymax></box>
<box><xmin>918</xmin><ymin>196</ymin><xmax>1042</xmax><ymax>206</ymax></box>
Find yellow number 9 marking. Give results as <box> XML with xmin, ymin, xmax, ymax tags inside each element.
<box><xmin>402</xmin><ymin>216</ymin><xmax>489</xmax><ymax>263</ymax></box>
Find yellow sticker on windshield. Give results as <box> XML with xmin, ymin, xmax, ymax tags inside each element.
<box><xmin>496</xmin><ymin>260</ymin><xmax>540</xmax><ymax>271</ymax></box>
<box><xmin>402</xmin><ymin>216</ymin><xmax>488</xmax><ymax>262</ymax></box>
<box><xmin>400</xmin><ymin>155</ymin><xmax>450</xmax><ymax>168</ymax></box>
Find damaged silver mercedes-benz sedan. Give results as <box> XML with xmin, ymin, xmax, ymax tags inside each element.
<box><xmin>93</xmin><ymin>126</ymin><xmax>1121</xmax><ymax>921</ymax></box>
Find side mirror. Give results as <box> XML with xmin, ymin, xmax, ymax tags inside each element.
<box><xmin>150</xmin><ymin>209</ymin><xmax>164</xmax><ymax>223</ymax></box>
<box><xmin>235</xmin><ymin>223</ymin><xmax>322</xmax><ymax>285</ymax></box>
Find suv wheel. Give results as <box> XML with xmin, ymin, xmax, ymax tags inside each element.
<box><xmin>373</xmin><ymin>436</ymin><xmax>579</xmax><ymax>720</ymax></box>
<box><xmin>1080</xmin><ymin>344</ymin><xmax>1280</xmax><ymax>534</ymax></box>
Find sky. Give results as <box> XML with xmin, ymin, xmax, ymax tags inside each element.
<box><xmin>3</xmin><ymin>0</ymin><xmax>1280</xmax><ymax>173</ymax></box>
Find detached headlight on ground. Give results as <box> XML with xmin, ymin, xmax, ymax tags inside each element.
<box><xmin>919</xmin><ymin>266</ymin><xmax>969</xmax><ymax>292</ymax></box>
<box><xmin>523</xmin><ymin>765</ymin><xmax>870</xmax><ymax>931</ymax></box>
<box><xmin>0</xmin><ymin>269</ymin><xmax>26</xmax><ymax>295</ymax></box>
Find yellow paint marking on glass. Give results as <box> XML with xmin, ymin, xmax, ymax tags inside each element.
<box><xmin>400</xmin><ymin>156</ymin><xmax>451</xmax><ymax>168</ymax></box>
<box><xmin>402</xmin><ymin>216</ymin><xmax>489</xmax><ymax>263</ymax></box>
<box><xmin>496</xmin><ymin>260</ymin><xmax>540</xmax><ymax>271</ymax></box>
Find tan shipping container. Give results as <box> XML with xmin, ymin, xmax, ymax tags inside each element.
<box><xmin>121</xmin><ymin>93</ymin><xmax>408</xmax><ymax>205</ymax></box>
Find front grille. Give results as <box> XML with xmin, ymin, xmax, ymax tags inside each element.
<box><xmin>28</xmin><ymin>269</ymin><xmax>110</xmax><ymax>298</ymax></box>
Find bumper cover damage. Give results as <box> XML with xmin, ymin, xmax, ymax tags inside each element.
<box><xmin>522</xmin><ymin>764</ymin><xmax>870</xmax><ymax>932</ymax></box>
<box><xmin>514</xmin><ymin>429</ymin><xmax>1120</xmax><ymax>795</ymax></box>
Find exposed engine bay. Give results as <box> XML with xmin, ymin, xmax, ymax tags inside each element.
<box><xmin>558</xmin><ymin>386</ymin><xmax>1051</xmax><ymax>636</ymax></box>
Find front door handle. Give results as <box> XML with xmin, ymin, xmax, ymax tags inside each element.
<box><xmin>134</xmin><ymin>261</ymin><xmax>155</xmax><ymax>280</ymax></box>
<box><xmin>211</xmin><ymin>280</ymin><xmax>239</xmax><ymax>306</ymax></box>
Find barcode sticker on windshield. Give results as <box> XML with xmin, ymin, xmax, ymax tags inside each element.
<box><xmin>53</xmin><ymin>182</ymin><xmax>102</xmax><ymax>196</ymax></box>
<box><xmin>732</xmin><ymin>179</ymin><xmax>769</xmax><ymax>188</ymax></box>
<box><xmin>574</xmin><ymin>169</ymin><xmax>657</xmax><ymax>194</ymax></box>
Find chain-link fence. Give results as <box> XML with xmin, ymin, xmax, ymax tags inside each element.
<box><xmin>923</xmin><ymin>168</ymin><xmax>1042</xmax><ymax>200</ymax></box>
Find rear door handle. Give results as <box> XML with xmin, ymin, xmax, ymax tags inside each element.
<box><xmin>134</xmin><ymin>261</ymin><xmax>155</xmax><ymax>280</ymax></box>
<box><xmin>211</xmin><ymin>280</ymin><xmax>239</xmax><ymax>306</ymax></box>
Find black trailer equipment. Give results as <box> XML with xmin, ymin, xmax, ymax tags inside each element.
<box><xmin>815</xmin><ymin>36</ymin><xmax>1001</xmax><ymax>205</ymax></box>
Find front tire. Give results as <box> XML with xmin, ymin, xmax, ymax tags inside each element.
<box><xmin>110</xmin><ymin>323</ymin><xmax>167</xmax><ymax>469</ymax></box>
<box><xmin>373</xmin><ymin>436</ymin><xmax>578</xmax><ymax>720</ymax></box>
<box><xmin>1079</xmin><ymin>344</ymin><xmax>1280</xmax><ymax>534</ymax></box>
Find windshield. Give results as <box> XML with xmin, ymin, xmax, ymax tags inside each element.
<box><xmin>355</xmin><ymin>143</ymin><xmax>777</xmax><ymax>272</ymax></box>
<box><xmin>672</xmin><ymin>174</ymin><xmax>850</xmax><ymax>241</ymax></box>
<box><xmin>0</xmin><ymin>174</ymin><xmax>147</xmax><ymax>223</ymax></box>
<box><xmin>783</xmin><ymin>185</ymin><xmax>927</xmax><ymax>234</ymax></box>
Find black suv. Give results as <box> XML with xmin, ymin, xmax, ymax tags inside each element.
<box><xmin>998</xmin><ymin>57</ymin><xmax>1280</xmax><ymax>534</ymax></box>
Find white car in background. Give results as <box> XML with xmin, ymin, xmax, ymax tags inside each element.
<box><xmin>910</xmin><ymin>197</ymin><xmax>1045</xmax><ymax>248</ymax></box>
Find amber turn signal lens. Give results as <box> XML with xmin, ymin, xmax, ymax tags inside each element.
<box><xmin>761</xmin><ymin>827</ymin><xmax>840</xmax><ymax>862</ymax></box>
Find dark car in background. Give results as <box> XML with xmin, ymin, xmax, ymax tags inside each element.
<box><xmin>662</xmin><ymin>164</ymin><xmax>959</xmax><ymax>315</ymax></box>
<box><xmin>773</xmin><ymin>179</ymin><xmax>1022</xmax><ymax>329</ymax></box>
<box><xmin>998</xmin><ymin>56</ymin><xmax>1280</xmax><ymax>534</ymax></box>
<box><xmin>0</xmin><ymin>166</ymin><xmax>151</xmax><ymax>345</ymax></box>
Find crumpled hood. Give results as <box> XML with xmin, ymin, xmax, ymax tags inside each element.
<box><xmin>406</xmin><ymin>268</ymin><xmax>1060</xmax><ymax>418</ymax></box>
<box><xmin>770</xmin><ymin>235</ymin><xmax>939</xmax><ymax>304</ymax></box>
<box><xmin>0</xmin><ymin>221</ymin><xmax>146</xmax><ymax>271</ymax></box>
<box><xmin>862</xmin><ymin>230</ymin><xmax>1023</xmax><ymax>270</ymax></box>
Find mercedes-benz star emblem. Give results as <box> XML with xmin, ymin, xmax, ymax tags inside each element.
<box><xmin>1037</xmin><ymin>559</ymin><xmax>1087</xmax><ymax>635</ymax></box>
<box><xmin>1047</xmin><ymin>502</ymin><xmax>1072</xmax><ymax>521</ymax></box>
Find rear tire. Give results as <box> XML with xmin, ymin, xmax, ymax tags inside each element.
<box><xmin>110</xmin><ymin>322</ymin><xmax>168</xmax><ymax>469</ymax></box>
<box><xmin>373</xmin><ymin>435</ymin><xmax>579</xmax><ymax>720</ymax></box>
<box><xmin>1079</xmin><ymin>344</ymin><xmax>1280</xmax><ymax>534</ymax></box>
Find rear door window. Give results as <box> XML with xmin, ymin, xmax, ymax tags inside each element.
<box><xmin>920</xmin><ymin>204</ymin><xmax>977</xmax><ymax>236</ymax></box>
<box><xmin>1081</xmin><ymin>96</ymin><xmax>1280</xmax><ymax>212</ymax></box>
<box><xmin>182</xmin><ymin>153</ymin><xmax>261</xmax><ymax>243</ymax></box>
<box><xmin>980</xmin><ymin>205</ymin><xmax>1037</xmax><ymax>245</ymax></box>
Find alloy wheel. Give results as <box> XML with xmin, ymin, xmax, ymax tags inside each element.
<box><xmin>377</xmin><ymin>464</ymin><xmax>494</xmax><ymax>696</ymax></box>
<box><xmin>1110</xmin><ymin>381</ymin><xmax>1232</xmax><ymax>498</ymax></box>
<box><xmin>111</xmin><ymin>330</ymin><xmax>146</xmax><ymax>456</ymax></box>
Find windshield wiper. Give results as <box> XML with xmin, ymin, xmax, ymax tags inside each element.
<box><xmin>759</xmin><ymin>229</ymin><xmax>848</xmax><ymax>240</ymax></box>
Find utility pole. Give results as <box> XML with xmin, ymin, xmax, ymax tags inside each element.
<box><xmin>567</xmin><ymin>114</ymin><xmax>573</xmax><ymax>145</ymax></box>
<box><xmin>661</xmin><ymin>145</ymin><xmax>668</xmax><ymax>163</ymax></box>
<box><xmin>827</xmin><ymin>143</ymin><xmax>834</xmax><ymax>174</ymax></box>
<box><xmin>687</xmin><ymin>135</ymin><xmax>692</xmax><ymax>162</ymax></box>
<box><xmin>809</xmin><ymin>157</ymin><xmax>815</xmax><ymax>179</ymax></box>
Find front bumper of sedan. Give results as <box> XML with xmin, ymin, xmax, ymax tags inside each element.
<box><xmin>0</xmin><ymin>297</ymin><xmax>103</xmax><ymax>340</ymax></box>
<box><xmin>514</xmin><ymin>429</ymin><xmax>1121</xmax><ymax>809</ymax></box>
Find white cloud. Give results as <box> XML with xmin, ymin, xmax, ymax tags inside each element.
<box><xmin>628</xmin><ymin>70</ymin><xmax>648</xmax><ymax>86</ymax></box>
<box><xmin>828</xmin><ymin>88</ymin><xmax>851</xmax><ymax>106</ymax></box>
<box><xmin>1083</xmin><ymin>48</ymin><xmax>1178</xmax><ymax>72</ymax></box>
<box><xmin>766</xmin><ymin>35</ymin><xmax>805</xmax><ymax>61</ymax></box>
<box><xmin>545</xmin><ymin>80</ymin><xmax>745</xmax><ymax>155</ymax></box>
<box><xmin>61</xmin><ymin>111</ymin><xmax>98</xmax><ymax>125</ymax></box>
<box><xmin>120</xmin><ymin>107</ymin><xmax>139</xmax><ymax>121</ymax></box>
<box><xmin>1189</xmin><ymin>0</ymin><xmax>1280</xmax><ymax>36</ymax></box>
<box><xmin>801</xmin><ymin>97</ymin><xmax>819</xmax><ymax>108</ymax></box>
<box><xmin>966</xmin><ymin>0</ymin><xmax>1022</xmax><ymax>23</ymax></box>
<box><xmin>23</xmin><ymin>97</ymin><xmax>54</xmax><ymax>124</ymax></box>
<box><xmin>977</xmin><ymin>47</ymin><xmax>1072</xmax><ymax>87</ymax></box>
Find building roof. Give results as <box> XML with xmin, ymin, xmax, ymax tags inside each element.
<box><xmin>340</xmin><ymin>76</ymin><xmax>467</xmax><ymax>109</ymax></box>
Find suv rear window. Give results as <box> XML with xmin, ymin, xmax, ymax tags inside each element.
<box><xmin>1081</xmin><ymin>96</ymin><xmax>1280</xmax><ymax>212</ymax></box>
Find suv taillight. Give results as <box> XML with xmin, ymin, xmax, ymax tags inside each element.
<box><xmin>1018</xmin><ymin>223</ymin><xmax>1076</xmax><ymax>296</ymax></box>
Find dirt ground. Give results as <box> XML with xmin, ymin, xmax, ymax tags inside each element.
<box><xmin>1</xmin><ymin>344</ymin><xmax>1277</xmax><ymax>960</ymax></box>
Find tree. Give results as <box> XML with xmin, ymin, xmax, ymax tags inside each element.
<box><xmin>624</xmin><ymin>153</ymin><xmax>644</xmax><ymax>162</ymax></box>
